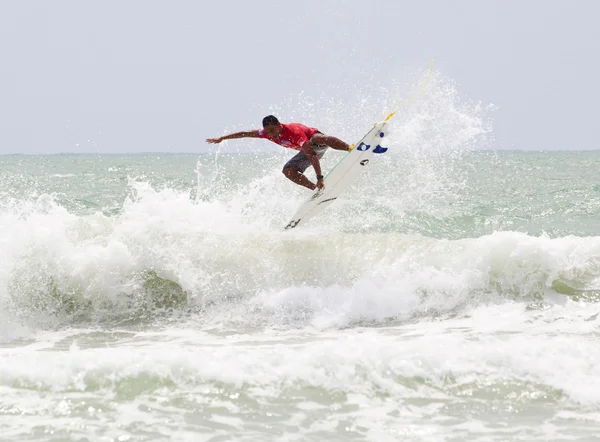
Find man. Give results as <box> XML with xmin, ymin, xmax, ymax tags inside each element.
<box><xmin>206</xmin><ymin>115</ymin><xmax>350</xmax><ymax>190</ymax></box>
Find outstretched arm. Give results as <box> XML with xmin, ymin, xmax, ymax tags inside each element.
<box><xmin>206</xmin><ymin>130</ymin><xmax>261</xmax><ymax>144</ymax></box>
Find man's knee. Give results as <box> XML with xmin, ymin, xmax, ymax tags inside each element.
<box><xmin>311</xmin><ymin>133</ymin><xmax>347</xmax><ymax>151</ymax></box>
<box><xmin>310</xmin><ymin>133</ymin><xmax>329</xmax><ymax>146</ymax></box>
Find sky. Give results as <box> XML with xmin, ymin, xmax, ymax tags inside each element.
<box><xmin>0</xmin><ymin>0</ymin><xmax>598</xmax><ymax>153</ymax></box>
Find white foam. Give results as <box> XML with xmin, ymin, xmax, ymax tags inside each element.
<box><xmin>0</xmin><ymin>301</ymin><xmax>598</xmax><ymax>408</ymax></box>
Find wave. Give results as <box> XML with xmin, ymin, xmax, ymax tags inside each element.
<box><xmin>1</xmin><ymin>185</ymin><xmax>600</xmax><ymax>332</ymax></box>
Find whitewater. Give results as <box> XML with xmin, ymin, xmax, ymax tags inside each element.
<box><xmin>1</xmin><ymin>73</ymin><xmax>599</xmax><ymax>441</ymax></box>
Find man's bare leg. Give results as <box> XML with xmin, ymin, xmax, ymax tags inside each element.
<box><xmin>283</xmin><ymin>167</ymin><xmax>316</xmax><ymax>190</ymax></box>
<box><xmin>310</xmin><ymin>133</ymin><xmax>350</xmax><ymax>151</ymax></box>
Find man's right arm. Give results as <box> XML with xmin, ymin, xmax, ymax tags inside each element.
<box><xmin>206</xmin><ymin>130</ymin><xmax>261</xmax><ymax>144</ymax></box>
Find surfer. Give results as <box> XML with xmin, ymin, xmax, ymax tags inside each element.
<box><xmin>206</xmin><ymin>115</ymin><xmax>350</xmax><ymax>190</ymax></box>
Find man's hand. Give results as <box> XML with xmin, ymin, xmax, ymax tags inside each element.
<box><xmin>206</xmin><ymin>137</ymin><xmax>223</xmax><ymax>144</ymax></box>
<box><xmin>316</xmin><ymin>177</ymin><xmax>325</xmax><ymax>189</ymax></box>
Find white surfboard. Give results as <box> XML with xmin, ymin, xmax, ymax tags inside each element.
<box><xmin>284</xmin><ymin>120</ymin><xmax>389</xmax><ymax>230</ymax></box>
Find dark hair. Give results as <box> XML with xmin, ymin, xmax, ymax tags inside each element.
<box><xmin>262</xmin><ymin>115</ymin><xmax>280</xmax><ymax>127</ymax></box>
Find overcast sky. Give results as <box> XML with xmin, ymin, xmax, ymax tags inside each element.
<box><xmin>0</xmin><ymin>0</ymin><xmax>598</xmax><ymax>153</ymax></box>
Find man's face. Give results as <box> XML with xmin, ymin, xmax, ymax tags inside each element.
<box><xmin>264</xmin><ymin>123</ymin><xmax>282</xmax><ymax>139</ymax></box>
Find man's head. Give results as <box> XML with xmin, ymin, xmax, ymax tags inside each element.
<box><xmin>262</xmin><ymin>115</ymin><xmax>282</xmax><ymax>138</ymax></box>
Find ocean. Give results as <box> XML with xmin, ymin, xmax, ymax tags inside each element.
<box><xmin>1</xmin><ymin>146</ymin><xmax>600</xmax><ymax>441</ymax></box>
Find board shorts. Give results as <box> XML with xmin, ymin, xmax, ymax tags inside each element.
<box><xmin>282</xmin><ymin>134</ymin><xmax>329</xmax><ymax>173</ymax></box>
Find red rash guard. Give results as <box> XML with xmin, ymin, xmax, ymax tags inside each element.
<box><xmin>257</xmin><ymin>123</ymin><xmax>320</xmax><ymax>150</ymax></box>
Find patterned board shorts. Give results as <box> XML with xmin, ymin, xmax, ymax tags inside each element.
<box><xmin>283</xmin><ymin>144</ymin><xmax>329</xmax><ymax>173</ymax></box>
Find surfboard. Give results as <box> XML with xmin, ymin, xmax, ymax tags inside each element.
<box><xmin>283</xmin><ymin>120</ymin><xmax>389</xmax><ymax>230</ymax></box>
